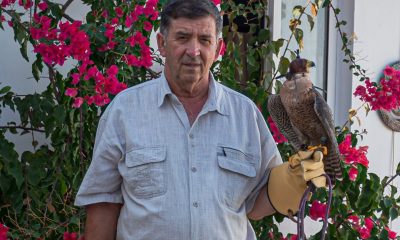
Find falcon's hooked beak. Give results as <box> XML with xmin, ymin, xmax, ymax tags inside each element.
<box><xmin>307</xmin><ymin>60</ymin><xmax>316</xmax><ymax>69</ymax></box>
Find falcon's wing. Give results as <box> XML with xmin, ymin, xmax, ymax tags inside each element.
<box><xmin>313</xmin><ymin>89</ymin><xmax>343</xmax><ymax>180</ymax></box>
<box><xmin>267</xmin><ymin>94</ymin><xmax>303</xmax><ymax>151</ymax></box>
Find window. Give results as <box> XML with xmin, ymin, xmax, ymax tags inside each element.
<box><xmin>280</xmin><ymin>0</ymin><xmax>329</xmax><ymax>95</ymax></box>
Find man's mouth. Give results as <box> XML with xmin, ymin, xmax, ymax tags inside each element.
<box><xmin>183</xmin><ymin>63</ymin><xmax>201</xmax><ymax>67</ymax></box>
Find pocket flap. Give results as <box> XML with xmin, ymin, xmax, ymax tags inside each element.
<box><xmin>217</xmin><ymin>156</ymin><xmax>256</xmax><ymax>177</ymax></box>
<box><xmin>126</xmin><ymin>146</ymin><xmax>166</xmax><ymax>167</ymax></box>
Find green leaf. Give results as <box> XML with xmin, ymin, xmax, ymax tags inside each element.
<box><xmin>293</xmin><ymin>28</ymin><xmax>304</xmax><ymax>50</ymax></box>
<box><xmin>272</xmin><ymin>38</ymin><xmax>285</xmax><ymax>55</ymax></box>
<box><xmin>278</xmin><ymin>57</ymin><xmax>290</xmax><ymax>75</ymax></box>
<box><xmin>322</xmin><ymin>0</ymin><xmax>331</xmax><ymax>8</ymax></box>
<box><xmin>19</xmin><ymin>39</ymin><xmax>29</xmax><ymax>62</ymax></box>
<box><xmin>0</xmin><ymin>86</ymin><xmax>11</xmax><ymax>95</ymax></box>
<box><xmin>292</xmin><ymin>5</ymin><xmax>303</xmax><ymax>18</ymax></box>
<box><xmin>32</xmin><ymin>61</ymin><xmax>40</xmax><ymax>81</ymax></box>
<box><xmin>48</xmin><ymin>2</ymin><xmax>63</xmax><ymax>19</ymax></box>
<box><xmin>258</xmin><ymin>29</ymin><xmax>270</xmax><ymax>42</ymax></box>
<box><xmin>307</xmin><ymin>14</ymin><xmax>315</xmax><ymax>31</ymax></box>
<box><xmin>389</xmin><ymin>207</ymin><xmax>398</xmax><ymax>220</ymax></box>
<box><xmin>8</xmin><ymin>161</ymin><xmax>24</xmax><ymax>188</ymax></box>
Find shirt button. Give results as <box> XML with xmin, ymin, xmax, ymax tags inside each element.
<box><xmin>191</xmin><ymin>167</ymin><xmax>197</xmax><ymax>172</ymax></box>
<box><xmin>189</xmin><ymin>133</ymin><xmax>194</xmax><ymax>139</ymax></box>
<box><xmin>193</xmin><ymin>202</ymin><xmax>199</xmax><ymax>208</ymax></box>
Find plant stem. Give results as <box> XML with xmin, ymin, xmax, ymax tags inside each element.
<box><xmin>339</xmin><ymin>103</ymin><xmax>367</xmax><ymax>132</ymax></box>
<box><xmin>0</xmin><ymin>125</ymin><xmax>45</xmax><ymax>133</ymax></box>
<box><xmin>265</xmin><ymin>2</ymin><xmax>311</xmax><ymax>93</ymax></box>
<box><xmin>383</xmin><ymin>172</ymin><xmax>400</xmax><ymax>188</ymax></box>
<box><xmin>328</xmin><ymin>2</ymin><xmax>367</xmax><ymax>80</ymax></box>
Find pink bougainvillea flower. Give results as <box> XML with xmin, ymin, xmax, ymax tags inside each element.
<box><xmin>65</xmin><ymin>88</ymin><xmax>78</xmax><ymax>97</ymax></box>
<box><xmin>348</xmin><ymin>167</ymin><xmax>358</xmax><ymax>181</ymax></box>
<box><xmin>63</xmin><ymin>232</ymin><xmax>78</xmax><ymax>240</ymax></box>
<box><xmin>354</xmin><ymin>66</ymin><xmax>400</xmax><ymax>111</ymax></box>
<box><xmin>0</xmin><ymin>223</ymin><xmax>9</xmax><ymax>240</ymax></box>
<box><xmin>364</xmin><ymin>217</ymin><xmax>374</xmax><ymax>230</ymax></box>
<box><xmin>267</xmin><ymin>116</ymin><xmax>288</xmax><ymax>144</ymax></box>
<box><xmin>219</xmin><ymin>40</ymin><xmax>226</xmax><ymax>56</ymax></box>
<box><xmin>38</xmin><ymin>1</ymin><xmax>47</xmax><ymax>11</ymax></box>
<box><xmin>106</xmin><ymin>65</ymin><xmax>119</xmax><ymax>76</ymax></box>
<box><xmin>384</xmin><ymin>226</ymin><xmax>397</xmax><ymax>239</ymax></box>
<box><xmin>18</xmin><ymin>0</ymin><xmax>32</xmax><ymax>9</ymax></box>
<box><xmin>115</xmin><ymin>7</ymin><xmax>124</xmax><ymax>17</ymax></box>
<box><xmin>358</xmin><ymin>227</ymin><xmax>371</xmax><ymax>239</ymax></box>
<box><xmin>384</xmin><ymin>66</ymin><xmax>395</xmax><ymax>77</ymax></box>
<box><xmin>347</xmin><ymin>215</ymin><xmax>360</xmax><ymax>229</ymax></box>
<box><xmin>111</xmin><ymin>17</ymin><xmax>119</xmax><ymax>25</ymax></box>
<box><xmin>104</xmin><ymin>23</ymin><xmax>115</xmax><ymax>40</ymax></box>
<box><xmin>338</xmin><ymin>135</ymin><xmax>369</xmax><ymax>168</ymax></box>
<box><xmin>125</xmin><ymin>16</ymin><xmax>134</xmax><ymax>28</ymax></box>
<box><xmin>290</xmin><ymin>235</ymin><xmax>298</xmax><ymax>240</ymax></box>
<box><xmin>1</xmin><ymin>0</ymin><xmax>16</xmax><ymax>8</ymax></box>
<box><xmin>71</xmin><ymin>73</ymin><xmax>81</xmax><ymax>85</ymax></box>
<box><xmin>72</xmin><ymin>97</ymin><xmax>84</xmax><ymax>108</ymax></box>
<box><xmin>101</xmin><ymin>10</ymin><xmax>109</xmax><ymax>18</ymax></box>
<box><xmin>143</xmin><ymin>21</ymin><xmax>153</xmax><ymax>32</ymax></box>
<box><xmin>212</xmin><ymin>0</ymin><xmax>221</xmax><ymax>5</ymax></box>
<box><xmin>309</xmin><ymin>200</ymin><xmax>327</xmax><ymax>221</ymax></box>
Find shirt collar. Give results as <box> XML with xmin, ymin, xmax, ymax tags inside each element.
<box><xmin>157</xmin><ymin>71</ymin><xmax>228</xmax><ymax>116</ymax></box>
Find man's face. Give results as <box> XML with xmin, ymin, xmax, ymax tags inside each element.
<box><xmin>157</xmin><ymin>16</ymin><xmax>222</xmax><ymax>95</ymax></box>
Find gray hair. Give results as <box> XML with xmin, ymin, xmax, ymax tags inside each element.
<box><xmin>160</xmin><ymin>0</ymin><xmax>222</xmax><ymax>38</ymax></box>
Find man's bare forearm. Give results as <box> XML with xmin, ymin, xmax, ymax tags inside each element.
<box><xmin>85</xmin><ymin>202</ymin><xmax>122</xmax><ymax>240</ymax></box>
<box><xmin>247</xmin><ymin>185</ymin><xmax>275</xmax><ymax>220</ymax></box>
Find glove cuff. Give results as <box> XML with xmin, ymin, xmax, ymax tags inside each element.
<box><xmin>267</xmin><ymin>162</ymin><xmax>309</xmax><ymax>216</ymax></box>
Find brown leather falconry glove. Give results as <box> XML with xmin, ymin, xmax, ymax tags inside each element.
<box><xmin>267</xmin><ymin>149</ymin><xmax>326</xmax><ymax>216</ymax></box>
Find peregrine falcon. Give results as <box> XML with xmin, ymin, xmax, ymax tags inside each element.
<box><xmin>268</xmin><ymin>56</ymin><xmax>342</xmax><ymax>181</ymax></box>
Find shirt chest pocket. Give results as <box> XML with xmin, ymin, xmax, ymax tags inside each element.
<box><xmin>124</xmin><ymin>146</ymin><xmax>167</xmax><ymax>199</ymax></box>
<box><xmin>217</xmin><ymin>146</ymin><xmax>257</xmax><ymax>211</ymax></box>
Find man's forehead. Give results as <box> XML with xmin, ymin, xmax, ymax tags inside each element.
<box><xmin>169</xmin><ymin>17</ymin><xmax>217</xmax><ymax>35</ymax></box>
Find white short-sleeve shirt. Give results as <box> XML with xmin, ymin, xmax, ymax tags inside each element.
<box><xmin>75</xmin><ymin>72</ymin><xmax>282</xmax><ymax>240</ymax></box>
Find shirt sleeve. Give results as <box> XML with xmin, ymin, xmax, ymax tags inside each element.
<box><xmin>75</xmin><ymin>100</ymin><xmax>125</xmax><ymax>206</ymax></box>
<box><xmin>245</xmin><ymin>108</ymin><xmax>283</xmax><ymax>213</ymax></box>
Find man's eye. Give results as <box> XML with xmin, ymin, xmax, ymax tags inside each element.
<box><xmin>201</xmin><ymin>39</ymin><xmax>211</xmax><ymax>44</ymax></box>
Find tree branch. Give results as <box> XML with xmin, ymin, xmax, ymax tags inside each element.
<box><xmin>383</xmin><ymin>172</ymin><xmax>400</xmax><ymax>188</ymax></box>
<box><xmin>0</xmin><ymin>126</ymin><xmax>45</xmax><ymax>133</ymax></box>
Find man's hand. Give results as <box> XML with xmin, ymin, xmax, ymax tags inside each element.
<box><xmin>267</xmin><ymin>149</ymin><xmax>326</xmax><ymax>216</ymax></box>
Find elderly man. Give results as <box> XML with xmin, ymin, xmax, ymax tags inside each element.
<box><xmin>75</xmin><ymin>0</ymin><xmax>325</xmax><ymax>239</ymax></box>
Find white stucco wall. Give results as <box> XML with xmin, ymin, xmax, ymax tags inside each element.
<box><xmin>351</xmin><ymin>0</ymin><xmax>400</xmax><ymax>232</ymax></box>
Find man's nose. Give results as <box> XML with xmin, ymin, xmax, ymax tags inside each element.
<box><xmin>186</xmin><ymin>41</ymin><xmax>200</xmax><ymax>57</ymax></box>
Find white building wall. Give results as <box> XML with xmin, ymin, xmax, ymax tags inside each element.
<box><xmin>351</xmin><ymin>0</ymin><xmax>400</xmax><ymax>232</ymax></box>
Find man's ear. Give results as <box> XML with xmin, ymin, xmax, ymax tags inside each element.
<box><xmin>214</xmin><ymin>38</ymin><xmax>224</xmax><ymax>61</ymax></box>
<box><xmin>157</xmin><ymin>32</ymin><xmax>166</xmax><ymax>57</ymax></box>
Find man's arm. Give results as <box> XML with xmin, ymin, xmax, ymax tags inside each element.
<box><xmin>247</xmin><ymin>185</ymin><xmax>275</xmax><ymax>220</ymax></box>
<box><xmin>84</xmin><ymin>202</ymin><xmax>122</xmax><ymax>240</ymax></box>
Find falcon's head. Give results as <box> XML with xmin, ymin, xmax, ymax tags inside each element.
<box><xmin>289</xmin><ymin>58</ymin><xmax>315</xmax><ymax>75</ymax></box>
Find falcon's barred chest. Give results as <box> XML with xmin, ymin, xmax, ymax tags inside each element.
<box><xmin>282</xmin><ymin>87</ymin><xmax>327</xmax><ymax>146</ymax></box>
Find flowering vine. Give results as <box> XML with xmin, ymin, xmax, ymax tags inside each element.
<box><xmin>354</xmin><ymin>66</ymin><xmax>400</xmax><ymax>111</ymax></box>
